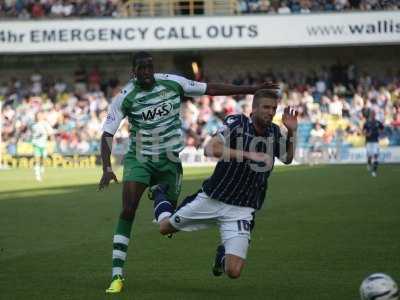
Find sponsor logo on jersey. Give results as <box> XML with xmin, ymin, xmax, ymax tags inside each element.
<box><xmin>141</xmin><ymin>101</ymin><xmax>173</xmax><ymax>121</ymax></box>
<box><xmin>226</xmin><ymin>116</ymin><xmax>236</xmax><ymax>124</ymax></box>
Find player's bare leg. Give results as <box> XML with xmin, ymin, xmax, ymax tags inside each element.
<box><xmin>212</xmin><ymin>239</ymin><xmax>248</xmax><ymax>279</ymax></box>
<box><xmin>120</xmin><ymin>181</ymin><xmax>147</xmax><ymax>220</ymax></box>
<box><xmin>371</xmin><ymin>154</ymin><xmax>379</xmax><ymax>177</ymax></box>
<box><xmin>159</xmin><ymin>219</ymin><xmax>178</xmax><ymax>235</ymax></box>
<box><xmin>34</xmin><ymin>156</ymin><xmax>42</xmax><ymax>181</ymax></box>
<box><xmin>224</xmin><ymin>254</ymin><xmax>245</xmax><ymax>279</ymax></box>
<box><xmin>106</xmin><ymin>181</ymin><xmax>147</xmax><ymax>294</ymax></box>
<box><xmin>367</xmin><ymin>156</ymin><xmax>372</xmax><ymax>172</ymax></box>
<box><xmin>40</xmin><ymin>157</ymin><xmax>45</xmax><ymax>176</ymax></box>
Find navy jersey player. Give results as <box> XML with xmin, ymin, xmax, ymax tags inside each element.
<box><xmin>363</xmin><ymin>111</ymin><xmax>384</xmax><ymax>177</ymax></box>
<box><xmin>150</xmin><ymin>89</ymin><xmax>298</xmax><ymax>279</ymax></box>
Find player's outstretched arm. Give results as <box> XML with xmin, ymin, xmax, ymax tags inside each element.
<box><xmin>205</xmin><ymin>81</ymin><xmax>279</xmax><ymax>96</ymax></box>
<box><xmin>204</xmin><ymin>135</ymin><xmax>272</xmax><ymax>166</ymax></box>
<box><xmin>281</xmin><ymin>107</ymin><xmax>298</xmax><ymax>164</ymax></box>
<box><xmin>98</xmin><ymin>131</ymin><xmax>118</xmax><ymax>190</ymax></box>
<box><xmin>204</xmin><ymin>135</ymin><xmax>244</xmax><ymax>160</ymax></box>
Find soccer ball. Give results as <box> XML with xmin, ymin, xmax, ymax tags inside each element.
<box><xmin>360</xmin><ymin>273</ymin><xmax>399</xmax><ymax>300</ymax></box>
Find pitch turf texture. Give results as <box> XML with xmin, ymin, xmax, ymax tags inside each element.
<box><xmin>0</xmin><ymin>165</ymin><xmax>399</xmax><ymax>300</ymax></box>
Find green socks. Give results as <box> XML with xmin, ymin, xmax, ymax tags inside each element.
<box><xmin>111</xmin><ymin>218</ymin><xmax>133</xmax><ymax>278</ymax></box>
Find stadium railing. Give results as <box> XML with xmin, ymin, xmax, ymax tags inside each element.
<box><xmin>121</xmin><ymin>0</ymin><xmax>237</xmax><ymax>17</ymax></box>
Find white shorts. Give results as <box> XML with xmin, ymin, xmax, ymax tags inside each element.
<box><xmin>366</xmin><ymin>142</ymin><xmax>379</xmax><ymax>157</ymax></box>
<box><xmin>170</xmin><ymin>192</ymin><xmax>255</xmax><ymax>259</ymax></box>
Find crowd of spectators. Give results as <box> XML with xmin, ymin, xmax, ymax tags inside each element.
<box><xmin>1</xmin><ymin>67</ymin><xmax>123</xmax><ymax>156</ymax></box>
<box><xmin>0</xmin><ymin>0</ymin><xmax>121</xmax><ymax>19</ymax></box>
<box><xmin>237</xmin><ymin>0</ymin><xmax>400</xmax><ymax>14</ymax></box>
<box><xmin>0</xmin><ymin>0</ymin><xmax>398</xmax><ymax>19</ymax></box>
<box><xmin>184</xmin><ymin>63</ymin><xmax>400</xmax><ymax>161</ymax></box>
<box><xmin>1</xmin><ymin>62</ymin><xmax>400</xmax><ymax>161</ymax></box>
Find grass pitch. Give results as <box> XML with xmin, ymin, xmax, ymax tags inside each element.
<box><xmin>0</xmin><ymin>164</ymin><xmax>399</xmax><ymax>300</ymax></box>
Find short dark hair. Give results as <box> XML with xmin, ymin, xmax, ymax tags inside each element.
<box><xmin>132</xmin><ymin>51</ymin><xmax>152</xmax><ymax>69</ymax></box>
<box><xmin>252</xmin><ymin>89</ymin><xmax>279</xmax><ymax>108</ymax></box>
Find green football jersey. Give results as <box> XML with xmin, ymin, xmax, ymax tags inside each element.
<box><xmin>31</xmin><ymin>121</ymin><xmax>53</xmax><ymax>148</ymax></box>
<box><xmin>103</xmin><ymin>73</ymin><xmax>207</xmax><ymax>156</ymax></box>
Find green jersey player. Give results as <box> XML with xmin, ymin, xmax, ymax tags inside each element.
<box><xmin>99</xmin><ymin>51</ymin><xmax>279</xmax><ymax>293</ymax></box>
<box><xmin>31</xmin><ymin>112</ymin><xmax>53</xmax><ymax>181</ymax></box>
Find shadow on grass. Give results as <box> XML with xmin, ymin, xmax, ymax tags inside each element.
<box><xmin>0</xmin><ymin>176</ymin><xmax>205</xmax><ymax>201</ymax></box>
